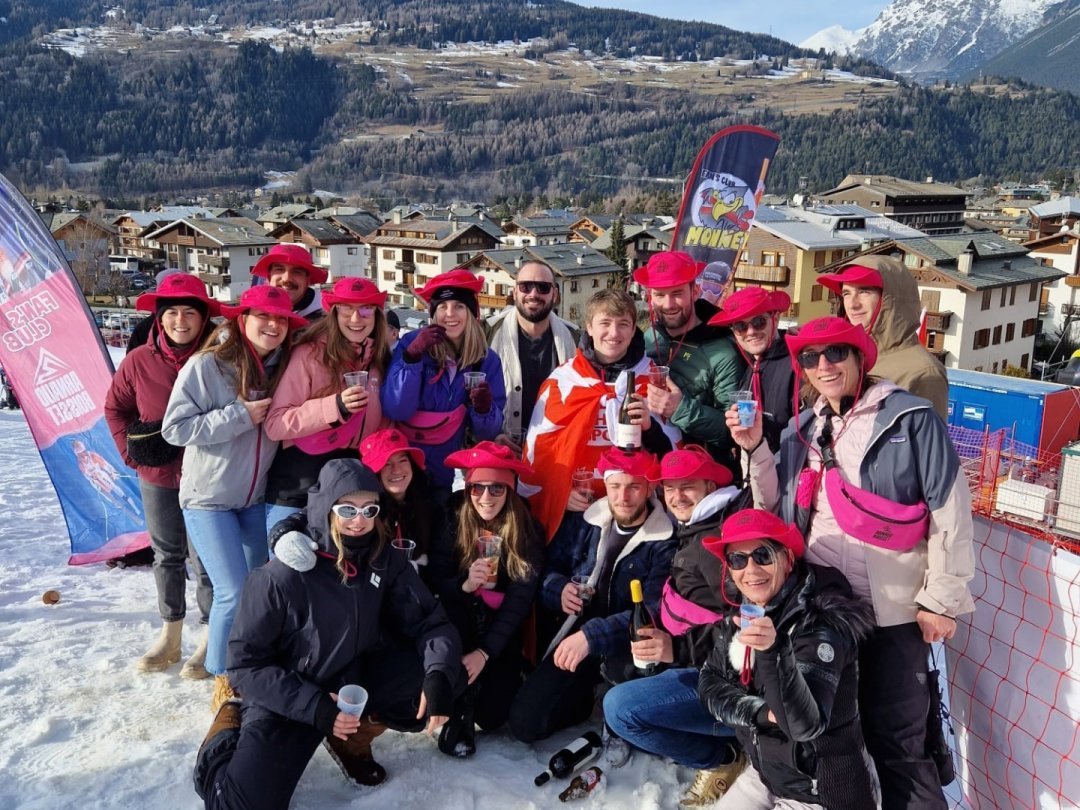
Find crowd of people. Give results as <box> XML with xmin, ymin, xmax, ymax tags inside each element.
<box><xmin>102</xmin><ymin>245</ymin><xmax>974</xmax><ymax>810</ymax></box>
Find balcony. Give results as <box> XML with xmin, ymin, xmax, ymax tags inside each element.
<box><xmin>478</xmin><ymin>293</ymin><xmax>510</xmax><ymax>310</ymax></box>
<box><xmin>202</xmin><ymin>254</ymin><xmax>224</xmax><ymax>268</ymax></box>
<box><xmin>1064</xmin><ymin>275</ymin><xmax>1080</xmax><ymax>289</ymax></box>
<box><xmin>395</xmin><ymin>261</ymin><xmax>416</xmax><ymax>274</ymax></box>
<box><xmin>925</xmin><ymin>311</ymin><xmax>952</xmax><ymax>331</ymax></box>
<box><xmin>198</xmin><ymin>272</ymin><xmax>231</xmax><ymax>286</ymax></box>
<box><xmin>1061</xmin><ymin>303</ymin><xmax>1080</xmax><ymax>317</ymax></box>
<box><xmin>1039</xmin><ymin>302</ymin><xmax>1052</xmax><ymax>317</ymax></box>
<box><xmin>734</xmin><ymin>263</ymin><xmax>790</xmax><ymax>285</ymax></box>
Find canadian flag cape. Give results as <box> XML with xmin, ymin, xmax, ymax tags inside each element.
<box><xmin>522</xmin><ymin>348</ymin><xmax>681</xmax><ymax>540</ymax></box>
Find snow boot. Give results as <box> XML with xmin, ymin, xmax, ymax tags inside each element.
<box><xmin>211</xmin><ymin>674</ymin><xmax>238</xmax><ymax>714</ymax></box>
<box><xmin>193</xmin><ymin>700</ymin><xmax>242</xmax><ymax>800</ymax></box>
<box><xmin>324</xmin><ymin>718</ymin><xmax>388</xmax><ymax>786</ymax></box>
<box><xmin>680</xmin><ymin>749</ymin><xmax>747</xmax><ymax>806</ymax></box>
<box><xmin>180</xmin><ymin>629</ymin><xmax>210</xmax><ymax>681</ymax></box>
<box><xmin>137</xmin><ymin>619</ymin><xmax>182</xmax><ymax>672</ymax></box>
<box><xmin>438</xmin><ymin>689</ymin><xmax>477</xmax><ymax>758</ymax></box>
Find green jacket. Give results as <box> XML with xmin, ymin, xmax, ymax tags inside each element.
<box><xmin>643</xmin><ymin>300</ymin><xmax>746</xmax><ymax>467</ymax></box>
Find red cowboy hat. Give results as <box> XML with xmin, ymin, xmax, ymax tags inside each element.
<box><xmin>596</xmin><ymin>447</ymin><xmax>660</xmax><ymax>481</ymax></box>
<box><xmin>445</xmin><ymin>440</ymin><xmax>533</xmax><ymax>482</ymax></box>
<box><xmin>251</xmin><ymin>243</ymin><xmax>329</xmax><ymax>285</ymax></box>
<box><xmin>632</xmin><ymin>251</ymin><xmax>704</xmax><ymax>290</ymax></box>
<box><xmin>785</xmin><ymin>316</ymin><xmax>878</xmax><ymax>373</ymax></box>
<box><xmin>220</xmin><ymin>285</ymin><xmax>309</xmax><ymax>329</ymax></box>
<box><xmin>135</xmin><ymin>272</ymin><xmax>222</xmax><ymax>317</ymax></box>
<box><xmin>708</xmin><ymin>286</ymin><xmax>791</xmax><ymax>327</ymax></box>
<box><xmin>321</xmin><ymin>277</ymin><xmax>387</xmax><ymax>310</ymax></box>
<box><xmin>702</xmin><ymin>508</ymin><xmax>805</xmax><ymax>560</ymax></box>
<box><xmin>815</xmin><ymin>264</ymin><xmax>883</xmax><ymax>295</ymax></box>
<box><xmin>360</xmin><ymin>428</ymin><xmax>425</xmax><ymax>472</ymax></box>
<box><xmin>649</xmin><ymin>445</ymin><xmax>732</xmax><ymax>486</ymax></box>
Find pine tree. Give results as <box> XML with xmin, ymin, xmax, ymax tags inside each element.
<box><xmin>605</xmin><ymin>216</ymin><xmax>629</xmax><ymax>288</ymax></box>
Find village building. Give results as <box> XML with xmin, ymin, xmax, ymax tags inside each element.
<box><xmin>818</xmin><ymin>174</ymin><xmax>970</xmax><ymax>235</ymax></box>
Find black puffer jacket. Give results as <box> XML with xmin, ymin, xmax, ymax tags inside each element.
<box><xmin>735</xmin><ymin>331</ymin><xmax>794</xmax><ymax>455</ymax></box>
<box><xmin>698</xmin><ymin>564</ymin><xmax>876</xmax><ymax>810</ymax></box>
<box><xmin>228</xmin><ymin>459</ymin><xmax>462</xmax><ymax>734</ymax></box>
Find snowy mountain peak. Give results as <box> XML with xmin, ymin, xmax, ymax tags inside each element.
<box><xmin>799</xmin><ymin>24</ymin><xmax>864</xmax><ymax>56</ymax></box>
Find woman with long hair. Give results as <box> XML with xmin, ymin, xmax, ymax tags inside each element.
<box><xmin>382</xmin><ymin>269</ymin><xmax>506</xmax><ymax>494</ymax></box>
<box><xmin>193</xmin><ymin>459</ymin><xmax>462</xmax><ymax>809</ymax></box>
<box><xmin>359</xmin><ymin>427</ymin><xmax>434</xmax><ymax>570</ymax></box>
<box><xmin>728</xmin><ymin>316</ymin><xmax>975</xmax><ymax>810</ymax></box>
<box><xmin>263</xmin><ymin>277</ymin><xmax>389</xmax><ymax>532</ymax></box>
<box><xmin>104</xmin><ymin>273</ymin><xmax>219</xmax><ymax>678</ymax></box>
<box><xmin>162</xmin><ymin>285</ymin><xmax>304</xmax><ymax>710</ymax></box>
<box><xmin>428</xmin><ymin>441</ymin><xmax>543</xmax><ymax>757</ymax></box>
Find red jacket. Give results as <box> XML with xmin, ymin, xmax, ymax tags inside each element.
<box><xmin>104</xmin><ymin>336</ymin><xmax>193</xmax><ymax>489</ymax></box>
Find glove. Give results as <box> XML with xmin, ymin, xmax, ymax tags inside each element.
<box><xmin>274</xmin><ymin>531</ymin><xmax>317</xmax><ymax>572</ymax></box>
<box><xmin>468</xmin><ymin>381</ymin><xmax>492</xmax><ymax>414</ymax></box>
<box><xmin>404</xmin><ymin>325</ymin><xmax>446</xmax><ymax>361</ymax></box>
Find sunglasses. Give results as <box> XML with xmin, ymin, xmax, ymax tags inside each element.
<box><xmin>725</xmin><ymin>545</ymin><xmax>777</xmax><ymax>570</ymax></box>
<box><xmin>517</xmin><ymin>281</ymin><xmax>554</xmax><ymax>295</ymax></box>
<box><xmin>796</xmin><ymin>344</ymin><xmax>852</xmax><ymax>370</ymax></box>
<box><xmin>731</xmin><ymin>314</ymin><xmax>770</xmax><ymax>334</ymax></box>
<box><xmin>337</xmin><ymin>304</ymin><xmax>376</xmax><ymax>317</ymax></box>
<box><xmin>468</xmin><ymin>482</ymin><xmax>507</xmax><ymax>497</ymax></box>
<box><xmin>331</xmin><ymin>503</ymin><xmax>380</xmax><ymax>520</ymax></box>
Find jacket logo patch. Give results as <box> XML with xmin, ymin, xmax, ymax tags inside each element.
<box><xmin>817</xmin><ymin>643</ymin><xmax>835</xmax><ymax>663</ymax></box>
<box><xmin>888</xmin><ymin>436</ymin><xmax>907</xmax><ymax>443</ymax></box>
<box><xmin>370</xmin><ymin>573</ymin><xmax>381</xmax><ymax>588</ymax></box>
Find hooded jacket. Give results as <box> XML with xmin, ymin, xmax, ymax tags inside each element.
<box><xmin>227</xmin><ymin>459</ymin><xmax>462</xmax><ymax>734</ymax></box>
<box><xmin>841</xmin><ymin>255</ymin><xmax>948</xmax><ymax>419</ymax></box>
<box><xmin>699</xmin><ymin>564</ymin><xmax>876</xmax><ymax>810</ymax></box>
<box><xmin>735</xmin><ymin>332</ymin><xmax>794</xmax><ymax>455</ymax></box>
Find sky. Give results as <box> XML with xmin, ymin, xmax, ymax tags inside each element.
<box><xmin>574</xmin><ymin>0</ymin><xmax>891</xmax><ymax>44</ymax></box>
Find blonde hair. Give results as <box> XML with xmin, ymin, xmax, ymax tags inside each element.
<box><xmin>201</xmin><ymin>317</ymin><xmax>292</xmax><ymax>396</ymax></box>
<box><xmin>328</xmin><ymin>513</ymin><xmax>389</xmax><ymax>583</ymax></box>
<box><xmin>429</xmin><ymin>312</ymin><xmax>488</xmax><ymax>370</ymax></box>
<box><xmin>295</xmin><ymin>306</ymin><xmax>390</xmax><ymax>397</ymax></box>
<box><xmin>585</xmin><ymin>288</ymin><xmax>636</xmax><ymax>324</ymax></box>
<box><xmin>455</xmin><ymin>489</ymin><xmax>534</xmax><ymax>583</ymax></box>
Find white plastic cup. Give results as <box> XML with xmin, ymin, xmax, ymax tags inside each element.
<box><xmin>739</xmin><ymin>603</ymin><xmax>765</xmax><ymax>629</ymax></box>
<box><xmin>337</xmin><ymin>684</ymin><xmax>368</xmax><ymax>717</ymax></box>
<box><xmin>735</xmin><ymin>389</ymin><xmax>757</xmax><ymax>427</ymax></box>
<box><xmin>391</xmin><ymin>538</ymin><xmax>417</xmax><ymax>560</ymax></box>
<box><xmin>344</xmin><ymin>370</ymin><xmax>368</xmax><ymax>389</ymax></box>
<box><xmin>477</xmin><ymin>535</ymin><xmax>502</xmax><ymax>589</ymax></box>
<box><xmin>463</xmin><ymin>371</ymin><xmax>487</xmax><ymax>390</ymax></box>
<box><xmin>571</xmin><ymin>574</ymin><xmax>595</xmax><ymax>605</ymax></box>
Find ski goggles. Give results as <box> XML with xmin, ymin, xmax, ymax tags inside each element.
<box><xmin>725</xmin><ymin>545</ymin><xmax>777</xmax><ymax>570</ymax></box>
<box><xmin>796</xmin><ymin>344</ymin><xmax>852</xmax><ymax>370</ymax></box>
<box><xmin>331</xmin><ymin>503</ymin><xmax>380</xmax><ymax>520</ymax></box>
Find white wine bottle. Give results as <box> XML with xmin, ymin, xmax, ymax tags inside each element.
<box><xmin>629</xmin><ymin>578</ymin><xmax>658</xmax><ymax>676</ymax></box>
<box><xmin>613</xmin><ymin>370</ymin><xmax>641</xmax><ymax>450</ymax></box>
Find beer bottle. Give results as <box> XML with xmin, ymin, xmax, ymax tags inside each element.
<box><xmin>559</xmin><ymin>766</ymin><xmax>603</xmax><ymax>802</ymax></box>
<box><xmin>629</xmin><ymin>578</ymin><xmax>658</xmax><ymax>676</ymax></box>
<box><xmin>534</xmin><ymin>731</ymin><xmax>603</xmax><ymax>786</ymax></box>
<box><xmin>613</xmin><ymin>370</ymin><xmax>641</xmax><ymax>450</ymax></box>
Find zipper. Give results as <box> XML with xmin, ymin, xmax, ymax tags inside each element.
<box><xmin>244</xmin><ymin>428</ymin><xmax>262</xmax><ymax>506</ymax></box>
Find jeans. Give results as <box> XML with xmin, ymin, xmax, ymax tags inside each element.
<box><xmin>509</xmin><ymin>654</ymin><xmax>602</xmax><ymax>743</ymax></box>
<box><xmin>264</xmin><ymin>502</ymin><xmax>301</xmax><ymax>542</ymax></box>
<box><xmin>139</xmin><ymin>480</ymin><xmax>212</xmax><ymax>623</ymax></box>
<box><xmin>603</xmin><ymin>667</ymin><xmax>736</xmax><ymax>769</ymax></box>
<box><xmin>183</xmin><ymin>505</ymin><xmax>269</xmax><ymax>676</ymax></box>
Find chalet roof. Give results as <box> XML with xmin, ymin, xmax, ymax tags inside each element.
<box><xmin>145</xmin><ymin>217</ymin><xmax>278</xmax><ymax>247</ymax></box>
<box><xmin>1024</xmin><ymin>228</ymin><xmax>1080</xmax><ymax>250</ymax></box>
<box><xmin>1030</xmin><ymin>197</ymin><xmax>1080</xmax><ymax>218</ymax></box>
<box><xmin>114</xmin><ymin>207</ymin><xmax>214</xmax><ymax>228</ymax></box>
<box><xmin>366</xmin><ymin>221</ymin><xmax>495</xmax><ymax>249</ymax></box>
<box><xmin>892</xmin><ymin>235</ymin><xmax>1065</xmax><ymax>290</ymax></box>
<box><xmin>41</xmin><ymin>212</ymin><xmax>116</xmax><ymax>234</ymax></box>
<box><xmin>590</xmin><ymin>224</ymin><xmax>672</xmax><ymax>251</ymax></box>
<box><xmin>270</xmin><ymin>218</ymin><xmax>354</xmax><ymax>244</ymax></box>
<box><xmin>329</xmin><ymin>212</ymin><xmax>383</xmax><ymax>238</ymax></box>
<box><xmin>258</xmin><ymin>204</ymin><xmax>316</xmax><ymax>223</ymax></box>
<box><xmin>473</xmin><ymin>244</ymin><xmax>620</xmax><ymax>278</ymax></box>
<box><xmin>420</xmin><ymin>213</ymin><xmax>505</xmax><ymax>241</ymax></box>
<box><xmin>825</xmin><ymin>175</ymin><xmax>969</xmax><ymax>199</ymax></box>
<box><xmin>753</xmin><ymin>204</ymin><xmax>924</xmax><ymax>250</ymax></box>
<box><xmin>506</xmin><ymin>216</ymin><xmax>573</xmax><ymax>237</ymax></box>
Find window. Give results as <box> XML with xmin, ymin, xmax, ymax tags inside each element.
<box><xmin>981</xmin><ymin>290</ymin><xmax>991</xmax><ymax>310</ymax></box>
<box><xmin>347</xmin><ymin>247</ymin><xmax>357</xmax><ymax>255</ymax></box>
<box><xmin>1009</xmin><ymin>286</ymin><xmax>1016</xmax><ymax>306</ymax></box>
<box><xmin>382</xmin><ymin>249</ymin><xmax>395</xmax><ymax>260</ymax></box>
<box><xmin>972</xmin><ymin>328</ymin><xmax>991</xmax><ymax>350</ymax></box>
<box><xmin>999</xmin><ymin>288</ymin><xmax>1006</xmax><ymax>307</ymax></box>
<box><xmin>926</xmin><ymin>331</ymin><xmax>942</xmax><ymax>351</ymax></box>
<box><xmin>813</xmin><ymin>251</ymin><xmax>825</xmax><ymax>268</ymax></box>
<box><xmin>1021</xmin><ymin>353</ymin><xmax>1029</xmax><ymax>369</ymax></box>
<box><xmin>992</xmin><ymin>325</ymin><xmax>1002</xmax><ymax>345</ymax></box>
<box><xmin>570</xmin><ymin>280</ymin><xmax>579</xmax><ymax>292</ymax></box>
<box><xmin>416</xmin><ymin>253</ymin><xmax>438</xmax><ymax>265</ymax></box>
<box><xmin>1021</xmin><ymin>318</ymin><xmax>1037</xmax><ymax>337</ymax></box>
<box><xmin>991</xmin><ymin>362</ymin><xmax>999</xmax><ymax>374</ymax></box>
<box><xmin>456</xmin><ymin>252</ymin><xmax>471</xmax><ymax>264</ymax></box>
<box><xmin>1006</xmin><ymin>323</ymin><xmax>1015</xmax><ymax>341</ymax></box>
<box><xmin>762</xmin><ymin>252</ymin><xmax>776</xmax><ymax>267</ymax></box>
<box><xmin>382</xmin><ymin>271</ymin><xmax>395</xmax><ymax>281</ymax></box>
<box><xmin>811</xmin><ymin>285</ymin><xmax>823</xmax><ymax>302</ymax></box>
<box><xmin>592</xmin><ymin>278</ymin><xmax>600</xmax><ymax>288</ymax></box>
<box><xmin>974</xmin><ymin>366</ymin><xmax>984</xmax><ymax>372</ymax></box>
<box><xmin>830</xmin><ymin>250</ymin><xmax>844</xmax><ymax>263</ymax></box>
<box><xmin>1029</xmin><ymin>283</ymin><xmax>1038</xmax><ymax>302</ymax></box>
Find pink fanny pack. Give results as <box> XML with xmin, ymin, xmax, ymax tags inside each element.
<box><xmin>659</xmin><ymin>578</ymin><xmax>725</xmax><ymax>636</ymax></box>
<box><xmin>824</xmin><ymin>467</ymin><xmax>929</xmax><ymax>552</ymax></box>
<box><xmin>291</xmin><ymin>409</ymin><xmax>366</xmax><ymax>455</ymax></box>
<box><xmin>477</xmin><ymin>588</ymin><xmax>505</xmax><ymax>611</ymax></box>
<box><xmin>396</xmin><ymin>405</ymin><xmax>467</xmax><ymax>446</ymax></box>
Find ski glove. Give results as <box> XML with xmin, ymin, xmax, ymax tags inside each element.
<box><xmin>468</xmin><ymin>382</ymin><xmax>492</xmax><ymax>414</ymax></box>
<box><xmin>275</xmin><ymin>531</ymin><xmax>317</xmax><ymax>572</ymax></box>
<box><xmin>404</xmin><ymin>325</ymin><xmax>447</xmax><ymax>361</ymax></box>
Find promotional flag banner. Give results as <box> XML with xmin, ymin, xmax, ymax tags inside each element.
<box><xmin>0</xmin><ymin>172</ymin><xmax>147</xmax><ymax>563</ymax></box>
<box><xmin>673</xmin><ymin>125</ymin><xmax>780</xmax><ymax>306</ymax></box>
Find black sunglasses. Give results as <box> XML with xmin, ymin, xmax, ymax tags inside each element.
<box><xmin>468</xmin><ymin>482</ymin><xmax>507</xmax><ymax>497</ymax></box>
<box><xmin>725</xmin><ymin>545</ymin><xmax>777</xmax><ymax>570</ymax></box>
<box><xmin>731</xmin><ymin>314</ymin><xmax>770</xmax><ymax>334</ymax></box>
<box><xmin>517</xmin><ymin>281</ymin><xmax>554</xmax><ymax>295</ymax></box>
<box><xmin>331</xmin><ymin>503</ymin><xmax>380</xmax><ymax>520</ymax></box>
<box><xmin>796</xmin><ymin>344</ymin><xmax>852</xmax><ymax>370</ymax></box>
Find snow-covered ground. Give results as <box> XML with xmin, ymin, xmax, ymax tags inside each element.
<box><xmin>0</xmin><ymin>410</ymin><xmax>692</xmax><ymax>809</ymax></box>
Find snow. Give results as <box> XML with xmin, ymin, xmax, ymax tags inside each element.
<box><xmin>800</xmin><ymin>24</ymin><xmax>864</xmax><ymax>55</ymax></box>
<box><xmin>0</xmin><ymin>411</ymin><xmax>692</xmax><ymax>808</ymax></box>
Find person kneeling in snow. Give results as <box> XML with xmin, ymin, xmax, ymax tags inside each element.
<box><xmin>193</xmin><ymin>459</ymin><xmax>463</xmax><ymax>809</ymax></box>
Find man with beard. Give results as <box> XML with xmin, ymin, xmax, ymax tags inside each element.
<box><xmin>486</xmin><ymin>260</ymin><xmax>578</xmax><ymax>446</ymax></box>
<box><xmin>251</xmin><ymin>243</ymin><xmax>328</xmax><ymax>321</ymax></box>
<box><xmin>637</xmin><ymin>251</ymin><xmax>745</xmax><ymax>472</ymax></box>
<box><xmin>509</xmin><ymin>447</ymin><xmax>676</xmax><ymax>744</ymax></box>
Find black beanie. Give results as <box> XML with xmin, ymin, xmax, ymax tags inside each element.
<box><xmin>156</xmin><ymin>297</ymin><xmax>209</xmax><ymax>322</ymax></box>
<box><xmin>428</xmin><ymin>285</ymin><xmax>478</xmax><ymax>318</ymax></box>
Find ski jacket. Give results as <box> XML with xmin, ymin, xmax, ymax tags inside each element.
<box><xmin>699</xmin><ymin>564</ymin><xmax>876</xmax><ymax>810</ymax></box>
<box><xmin>735</xmin><ymin>333</ymin><xmax>794</xmax><ymax>454</ymax></box>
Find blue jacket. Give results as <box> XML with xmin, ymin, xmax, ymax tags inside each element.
<box><xmin>541</xmin><ymin>497</ymin><xmax>675</xmax><ymax>658</ymax></box>
<box><xmin>382</xmin><ymin>330</ymin><xmax>507</xmax><ymax>488</ymax></box>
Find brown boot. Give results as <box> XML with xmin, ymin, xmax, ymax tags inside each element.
<box><xmin>324</xmin><ymin>718</ymin><xmax>388</xmax><ymax>787</ymax></box>
<box><xmin>680</xmin><ymin>751</ymin><xmax>747</xmax><ymax>806</ymax></box>
<box><xmin>210</xmin><ymin>674</ymin><xmax>238</xmax><ymax>714</ymax></box>
<box><xmin>194</xmin><ymin>701</ymin><xmax>242</xmax><ymax>800</ymax></box>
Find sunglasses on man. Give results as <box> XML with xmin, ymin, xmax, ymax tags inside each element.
<box><xmin>516</xmin><ymin>281</ymin><xmax>554</xmax><ymax>295</ymax></box>
<box><xmin>796</xmin><ymin>344</ymin><xmax>852</xmax><ymax>370</ymax></box>
<box><xmin>331</xmin><ymin>503</ymin><xmax>381</xmax><ymax>520</ymax></box>
<box><xmin>731</xmin><ymin>314</ymin><xmax>770</xmax><ymax>334</ymax></box>
<box><xmin>725</xmin><ymin>545</ymin><xmax>777</xmax><ymax>570</ymax></box>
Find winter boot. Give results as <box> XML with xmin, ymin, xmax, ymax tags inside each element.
<box><xmin>180</xmin><ymin>630</ymin><xmax>210</xmax><ymax>681</ymax></box>
<box><xmin>193</xmin><ymin>700</ymin><xmax>242</xmax><ymax>800</ymax></box>
<box><xmin>211</xmin><ymin>674</ymin><xmax>239</xmax><ymax>714</ymax></box>
<box><xmin>437</xmin><ymin>690</ymin><xmax>477</xmax><ymax>758</ymax></box>
<box><xmin>137</xmin><ymin>619</ymin><xmax>182</xmax><ymax>672</ymax></box>
<box><xmin>680</xmin><ymin>749</ymin><xmax>747</xmax><ymax>807</ymax></box>
<box><xmin>324</xmin><ymin>718</ymin><xmax>388</xmax><ymax>786</ymax></box>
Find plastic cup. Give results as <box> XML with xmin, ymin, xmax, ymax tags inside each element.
<box><xmin>648</xmin><ymin>366</ymin><xmax>670</xmax><ymax>388</ymax></box>
<box><xmin>344</xmin><ymin>370</ymin><xmax>368</xmax><ymax>389</ymax></box>
<box><xmin>391</xmin><ymin>538</ymin><xmax>417</xmax><ymax>560</ymax></box>
<box><xmin>739</xmin><ymin>603</ymin><xmax>766</xmax><ymax>629</ymax></box>
<box><xmin>571</xmin><ymin>467</ymin><xmax>595</xmax><ymax>503</ymax></box>
<box><xmin>477</xmin><ymin>535</ymin><xmax>502</xmax><ymax>589</ymax></box>
<box><xmin>508</xmin><ymin>427</ymin><xmax>527</xmax><ymax>447</ymax></box>
<box><xmin>247</xmin><ymin>389</ymin><xmax>266</xmax><ymax>400</ymax></box>
<box><xmin>463</xmin><ymin>371</ymin><xmax>486</xmax><ymax>390</ymax></box>
<box><xmin>337</xmin><ymin>684</ymin><xmax>368</xmax><ymax>717</ymax></box>
<box><xmin>571</xmin><ymin>574</ymin><xmax>595</xmax><ymax>606</ymax></box>
<box><xmin>735</xmin><ymin>389</ymin><xmax>757</xmax><ymax>427</ymax></box>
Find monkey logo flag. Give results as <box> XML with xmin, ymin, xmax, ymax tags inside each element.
<box><xmin>673</xmin><ymin>125</ymin><xmax>780</xmax><ymax>306</ymax></box>
<box><xmin>0</xmin><ymin>172</ymin><xmax>147</xmax><ymax>564</ymax></box>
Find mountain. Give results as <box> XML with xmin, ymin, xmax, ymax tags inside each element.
<box><xmin>799</xmin><ymin>25</ymin><xmax>864</xmax><ymax>56</ymax></box>
<box><xmin>968</xmin><ymin>2</ymin><xmax>1080</xmax><ymax>94</ymax></box>
<box><xmin>807</xmin><ymin>0</ymin><xmax>1064</xmax><ymax>81</ymax></box>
